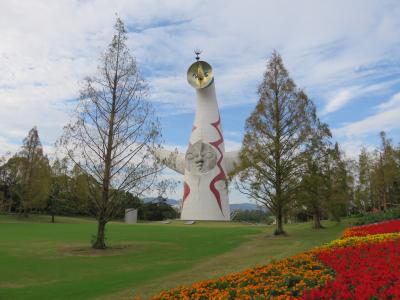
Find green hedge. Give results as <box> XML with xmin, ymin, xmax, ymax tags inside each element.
<box><xmin>354</xmin><ymin>209</ymin><xmax>400</xmax><ymax>225</ymax></box>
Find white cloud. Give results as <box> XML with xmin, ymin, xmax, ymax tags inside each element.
<box><xmin>224</xmin><ymin>139</ymin><xmax>242</xmax><ymax>152</ymax></box>
<box><xmin>333</xmin><ymin>91</ymin><xmax>400</xmax><ymax>138</ymax></box>
<box><xmin>1</xmin><ymin>0</ymin><xmax>400</xmax><ymax>196</ymax></box>
<box><xmin>0</xmin><ymin>136</ymin><xmax>19</xmax><ymax>156</ymax></box>
<box><xmin>338</xmin><ymin>139</ymin><xmax>376</xmax><ymax>159</ymax></box>
<box><xmin>377</xmin><ymin>92</ymin><xmax>400</xmax><ymax>111</ymax></box>
<box><xmin>322</xmin><ymin>80</ymin><xmax>400</xmax><ymax>115</ymax></box>
<box><xmin>161</xmin><ymin>143</ymin><xmax>187</xmax><ymax>153</ymax></box>
<box><xmin>323</xmin><ymin>89</ymin><xmax>355</xmax><ymax>115</ymax></box>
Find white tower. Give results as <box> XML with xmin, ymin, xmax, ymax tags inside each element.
<box><xmin>157</xmin><ymin>55</ymin><xmax>239</xmax><ymax>221</ymax></box>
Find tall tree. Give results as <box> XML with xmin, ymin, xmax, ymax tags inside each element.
<box><xmin>353</xmin><ymin>132</ymin><xmax>400</xmax><ymax>214</ymax></box>
<box><xmin>355</xmin><ymin>148</ymin><xmax>373</xmax><ymax>212</ymax></box>
<box><xmin>59</xmin><ymin>18</ymin><xmax>161</xmax><ymax>249</ymax></box>
<box><xmin>0</xmin><ymin>155</ymin><xmax>23</xmax><ymax>212</ymax></box>
<box><xmin>298</xmin><ymin>121</ymin><xmax>332</xmax><ymax>229</ymax></box>
<box><xmin>326</xmin><ymin>143</ymin><xmax>352</xmax><ymax>221</ymax></box>
<box><xmin>373</xmin><ymin>132</ymin><xmax>398</xmax><ymax>210</ymax></box>
<box><xmin>231</xmin><ymin>52</ymin><xmax>317</xmax><ymax>235</ymax></box>
<box><xmin>17</xmin><ymin>127</ymin><xmax>50</xmax><ymax>215</ymax></box>
<box><xmin>0</xmin><ymin>155</ymin><xmax>7</xmax><ymax>211</ymax></box>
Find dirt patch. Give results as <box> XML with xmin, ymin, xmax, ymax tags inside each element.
<box><xmin>60</xmin><ymin>244</ymin><xmax>143</xmax><ymax>257</ymax></box>
<box><xmin>0</xmin><ymin>282</ymin><xmax>30</xmax><ymax>288</ymax></box>
<box><xmin>0</xmin><ymin>278</ymin><xmax>62</xmax><ymax>289</ymax></box>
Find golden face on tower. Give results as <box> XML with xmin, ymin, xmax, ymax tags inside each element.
<box><xmin>187</xmin><ymin>61</ymin><xmax>214</xmax><ymax>89</ymax></box>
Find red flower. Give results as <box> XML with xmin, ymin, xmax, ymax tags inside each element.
<box><xmin>342</xmin><ymin>220</ymin><xmax>400</xmax><ymax>238</ymax></box>
<box><xmin>303</xmin><ymin>239</ymin><xmax>400</xmax><ymax>299</ymax></box>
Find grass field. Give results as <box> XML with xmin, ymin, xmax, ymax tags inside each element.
<box><xmin>0</xmin><ymin>214</ymin><xmax>351</xmax><ymax>300</ymax></box>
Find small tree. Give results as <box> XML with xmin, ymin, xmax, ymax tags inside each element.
<box><xmin>59</xmin><ymin>18</ymin><xmax>161</xmax><ymax>249</ymax></box>
<box><xmin>154</xmin><ymin>178</ymin><xmax>178</xmax><ymax>200</ymax></box>
<box><xmin>231</xmin><ymin>52</ymin><xmax>316</xmax><ymax>235</ymax></box>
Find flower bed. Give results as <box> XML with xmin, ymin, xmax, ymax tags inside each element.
<box><xmin>148</xmin><ymin>220</ymin><xmax>400</xmax><ymax>300</ymax></box>
<box><xmin>304</xmin><ymin>239</ymin><xmax>400</xmax><ymax>299</ymax></box>
<box><xmin>341</xmin><ymin>219</ymin><xmax>400</xmax><ymax>238</ymax></box>
<box><xmin>151</xmin><ymin>253</ymin><xmax>334</xmax><ymax>300</ymax></box>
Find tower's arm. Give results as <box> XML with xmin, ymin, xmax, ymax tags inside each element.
<box><xmin>154</xmin><ymin>148</ymin><xmax>185</xmax><ymax>175</ymax></box>
<box><xmin>224</xmin><ymin>151</ymin><xmax>241</xmax><ymax>174</ymax></box>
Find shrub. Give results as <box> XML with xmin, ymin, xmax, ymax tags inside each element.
<box><xmin>354</xmin><ymin>209</ymin><xmax>400</xmax><ymax>225</ymax></box>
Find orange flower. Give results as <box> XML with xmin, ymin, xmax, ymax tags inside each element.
<box><xmin>149</xmin><ymin>252</ymin><xmax>334</xmax><ymax>300</ymax></box>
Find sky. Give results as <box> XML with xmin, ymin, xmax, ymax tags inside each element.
<box><xmin>0</xmin><ymin>0</ymin><xmax>400</xmax><ymax>203</ymax></box>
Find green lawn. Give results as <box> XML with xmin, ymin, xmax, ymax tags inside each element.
<box><xmin>0</xmin><ymin>214</ymin><xmax>350</xmax><ymax>300</ymax></box>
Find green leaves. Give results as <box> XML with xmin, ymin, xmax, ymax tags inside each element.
<box><xmin>0</xmin><ymin>127</ymin><xmax>51</xmax><ymax>214</ymax></box>
<box><xmin>232</xmin><ymin>51</ymin><xmax>318</xmax><ymax>234</ymax></box>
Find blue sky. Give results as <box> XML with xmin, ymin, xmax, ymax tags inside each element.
<box><xmin>0</xmin><ymin>0</ymin><xmax>399</xmax><ymax>202</ymax></box>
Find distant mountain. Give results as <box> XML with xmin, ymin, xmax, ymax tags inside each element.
<box><xmin>166</xmin><ymin>199</ymin><xmax>179</xmax><ymax>205</ymax></box>
<box><xmin>142</xmin><ymin>197</ymin><xmax>266</xmax><ymax>211</ymax></box>
<box><xmin>142</xmin><ymin>197</ymin><xmax>179</xmax><ymax>206</ymax></box>
<box><xmin>230</xmin><ymin>203</ymin><xmax>267</xmax><ymax>211</ymax></box>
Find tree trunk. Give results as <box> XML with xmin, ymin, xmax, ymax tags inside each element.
<box><xmin>51</xmin><ymin>214</ymin><xmax>55</xmax><ymax>223</ymax></box>
<box><xmin>93</xmin><ymin>220</ymin><xmax>107</xmax><ymax>249</ymax></box>
<box><xmin>383</xmin><ymin>190</ymin><xmax>387</xmax><ymax>211</ymax></box>
<box><xmin>92</xmin><ymin>49</ymin><xmax>117</xmax><ymax>250</ymax></box>
<box><xmin>312</xmin><ymin>212</ymin><xmax>324</xmax><ymax>229</ymax></box>
<box><xmin>23</xmin><ymin>207</ymin><xmax>29</xmax><ymax>218</ymax></box>
<box><xmin>274</xmin><ymin>208</ymin><xmax>286</xmax><ymax>235</ymax></box>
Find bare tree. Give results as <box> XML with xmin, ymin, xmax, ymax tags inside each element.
<box><xmin>154</xmin><ymin>178</ymin><xmax>179</xmax><ymax>200</ymax></box>
<box><xmin>59</xmin><ymin>18</ymin><xmax>161</xmax><ymax>249</ymax></box>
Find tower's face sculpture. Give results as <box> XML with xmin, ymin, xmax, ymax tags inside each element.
<box><xmin>185</xmin><ymin>141</ymin><xmax>217</xmax><ymax>174</ymax></box>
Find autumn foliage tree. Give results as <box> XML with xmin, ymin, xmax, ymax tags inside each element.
<box><xmin>231</xmin><ymin>52</ymin><xmax>317</xmax><ymax>235</ymax></box>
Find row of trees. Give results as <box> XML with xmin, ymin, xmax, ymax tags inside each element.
<box><xmin>2</xmin><ymin>124</ymin><xmax>396</xmax><ymax>233</ymax></box>
<box><xmin>0</xmin><ymin>127</ymin><xmax>150</xmax><ymax>220</ymax></box>
<box><xmin>0</xmin><ymin>127</ymin><xmax>178</xmax><ymax>223</ymax></box>
<box><xmin>231</xmin><ymin>52</ymin><xmax>399</xmax><ymax>235</ymax></box>
<box><xmin>232</xmin><ymin>209</ymin><xmax>273</xmax><ymax>224</ymax></box>
<box><xmin>354</xmin><ymin>132</ymin><xmax>400</xmax><ymax>213</ymax></box>
<box><xmin>292</xmin><ymin>131</ymin><xmax>400</xmax><ymax>232</ymax></box>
